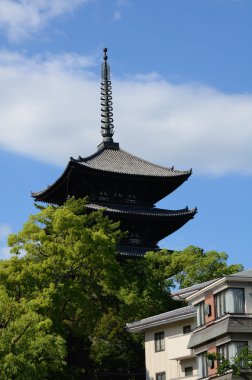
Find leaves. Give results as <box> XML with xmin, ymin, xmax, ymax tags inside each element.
<box><xmin>0</xmin><ymin>198</ymin><xmax>243</xmax><ymax>377</ymax></box>
<box><xmin>168</xmin><ymin>245</ymin><xmax>243</xmax><ymax>288</ymax></box>
<box><xmin>0</xmin><ymin>198</ymin><xmax>125</xmax><ymax>377</ymax></box>
<box><xmin>0</xmin><ymin>290</ymin><xmax>66</xmax><ymax>379</ymax></box>
<box><xmin>208</xmin><ymin>347</ymin><xmax>252</xmax><ymax>377</ymax></box>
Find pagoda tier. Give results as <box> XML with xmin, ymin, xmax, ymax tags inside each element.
<box><xmin>86</xmin><ymin>203</ymin><xmax>196</xmax><ymax>252</ymax></box>
<box><xmin>32</xmin><ymin>145</ymin><xmax>192</xmax><ymax>207</ymax></box>
<box><xmin>32</xmin><ymin>48</ymin><xmax>196</xmax><ymax>257</ymax></box>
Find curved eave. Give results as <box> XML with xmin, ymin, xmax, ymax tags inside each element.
<box><xmin>86</xmin><ymin>203</ymin><xmax>197</xmax><ymax>242</ymax></box>
<box><xmin>86</xmin><ymin>203</ymin><xmax>197</xmax><ymax>219</ymax></box>
<box><xmin>32</xmin><ymin>159</ymin><xmax>191</xmax><ymax>204</ymax></box>
<box><xmin>31</xmin><ymin>161</ymin><xmax>74</xmax><ymax>202</ymax></box>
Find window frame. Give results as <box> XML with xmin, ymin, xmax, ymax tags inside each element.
<box><xmin>185</xmin><ymin>366</ymin><xmax>193</xmax><ymax>377</ymax></box>
<box><xmin>183</xmin><ymin>325</ymin><xmax>192</xmax><ymax>334</ymax></box>
<box><xmin>156</xmin><ymin>372</ymin><xmax>166</xmax><ymax>380</ymax></box>
<box><xmin>195</xmin><ymin>301</ymin><xmax>205</xmax><ymax>327</ymax></box>
<box><xmin>154</xmin><ymin>331</ymin><xmax>165</xmax><ymax>352</ymax></box>
<box><xmin>197</xmin><ymin>351</ymin><xmax>208</xmax><ymax>378</ymax></box>
<box><xmin>215</xmin><ymin>287</ymin><xmax>245</xmax><ymax>319</ymax></box>
<box><xmin>217</xmin><ymin>341</ymin><xmax>247</xmax><ymax>364</ymax></box>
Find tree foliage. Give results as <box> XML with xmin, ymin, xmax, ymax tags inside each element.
<box><xmin>2</xmin><ymin>198</ymin><xmax>125</xmax><ymax>378</ymax></box>
<box><xmin>167</xmin><ymin>245</ymin><xmax>243</xmax><ymax>288</ymax></box>
<box><xmin>0</xmin><ymin>288</ymin><xmax>66</xmax><ymax>379</ymax></box>
<box><xmin>208</xmin><ymin>347</ymin><xmax>252</xmax><ymax>379</ymax></box>
<box><xmin>0</xmin><ymin>198</ymin><xmax>243</xmax><ymax>378</ymax></box>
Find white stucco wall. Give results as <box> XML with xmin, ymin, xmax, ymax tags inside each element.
<box><xmin>145</xmin><ymin>317</ymin><xmax>197</xmax><ymax>380</ymax></box>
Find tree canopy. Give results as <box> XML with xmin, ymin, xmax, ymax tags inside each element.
<box><xmin>0</xmin><ymin>198</ymin><xmax>243</xmax><ymax>379</ymax></box>
<box><xmin>167</xmin><ymin>245</ymin><xmax>243</xmax><ymax>288</ymax></box>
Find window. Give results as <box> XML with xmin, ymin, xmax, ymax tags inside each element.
<box><xmin>215</xmin><ymin>288</ymin><xmax>245</xmax><ymax>318</ymax></box>
<box><xmin>156</xmin><ymin>372</ymin><xmax>166</xmax><ymax>380</ymax></box>
<box><xmin>217</xmin><ymin>343</ymin><xmax>229</xmax><ymax>362</ymax></box>
<box><xmin>197</xmin><ymin>352</ymin><xmax>208</xmax><ymax>378</ymax></box>
<box><xmin>155</xmin><ymin>331</ymin><xmax>165</xmax><ymax>352</ymax></box>
<box><xmin>205</xmin><ymin>303</ymin><xmax>212</xmax><ymax>317</ymax></box>
<box><xmin>185</xmin><ymin>366</ymin><xmax>193</xmax><ymax>376</ymax></box>
<box><xmin>183</xmin><ymin>325</ymin><xmax>192</xmax><ymax>334</ymax></box>
<box><xmin>217</xmin><ymin>341</ymin><xmax>247</xmax><ymax>364</ymax></box>
<box><xmin>195</xmin><ymin>301</ymin><xmax>205</xmax><ymax>326</ymax></box>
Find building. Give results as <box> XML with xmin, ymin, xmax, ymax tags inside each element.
<box><xmin>127</xmin><ymin>269</ymin><xmax>252</xmax><ymax>380</ymax></box>
<box><xmin>32</xmin><ymin>48</ymin><xmax>196</xmax><ymax>258</ymax></box>
<box><xmin>127</xmin><ymin>305</ymin><xmax>197</xmax><ymax>380</ymax></box>
<box><xmin>187</xmin><ymin>269</ymin><xmax>252</xmax><ymax>380</ymax></box>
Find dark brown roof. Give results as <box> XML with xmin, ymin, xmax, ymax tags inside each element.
<box><xmin>86</xmin><ymin>203</ymin><xmax>197</xmax><ymax>218</ymax></box>
<box><xmin>32</xmin><ymin>146</ymin><xmax>192</xmax><ymax>203</ymax></box>
<box><xmin>76</xmin><ymin>147</ymin><xmax>191</xmax><ymax>178</ymax></box>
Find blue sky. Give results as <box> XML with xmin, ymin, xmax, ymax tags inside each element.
<box><xmin>0</xmin><ymin>0</ymin><xmax>251</xmax><ymax>268</ymax></box>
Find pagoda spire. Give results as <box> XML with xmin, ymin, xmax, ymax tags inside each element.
<box><xmin>100</xmin><ymin>48</ymin><xmax>114</xmax><ymax>143</ymax></box>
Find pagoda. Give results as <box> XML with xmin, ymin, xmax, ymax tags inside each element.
<box><xmin>32</xmin><ymin>48</ymin><xmax>196</xmax><ymax>257</ymax></box>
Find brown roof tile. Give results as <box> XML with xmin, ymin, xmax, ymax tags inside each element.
<box><xmin>76</xmin><ymin>147</ymin><xmax>191</xmax><ymax>178</ymax></box>
<box><xmin>86</xmin><ymin>203</ymin><xmax>197</xmax><ymax>217</ymax></box>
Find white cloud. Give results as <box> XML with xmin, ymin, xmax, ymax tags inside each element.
<box><xmin>0</xmin><ymin>224</ymin><xmax>12</xmax><ymax>242</ymax></box>
<box><xmin>0</xmin><ymin>50</ymin><xmax>252</xmax><ymax>176</ymax></box>
<box><xmin>112</xmin><ymin>10</ymin><xmax>122</xmax><ymax>21</ymax></box>
<box><xmin>0</xmin><ymin>246</ymin><xmax>11</xmax><ymax>260</ymax></box>
<box><xmin>0</xmin><ymin>0</ymin><xmax>88</xmax><ymax>41</ymax></box>
<box><xmin>0</xmin><ymin>224</ymin><xmax>12</xmax><ymax>260</ymax></box>
<box><xmin>112</xmin><ymin>0</ymin><xmax>129</xmax><ymax>21</ymax></box>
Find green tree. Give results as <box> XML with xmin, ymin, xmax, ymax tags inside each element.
<box><xmin>0</xmin><ymin>288</ymin><xmax>66</xmax><ymax>380</ymax></box>
<box><xmin>1</xmin><ymin>198</ymin><xmax>124</xmax><ymax>378</ymax></box>
<box><xmin>0</xmin><ymin>198</ymin><xmax>243</xmax><ymax>378</ymax></box>
<box><xmin>167</xmin><ymin>245</ymin><xmax>243</xmax><ymax>288</ymax></box>
<box><xmin>91</xmin><ymin>249</ymin><xmax>179</xmax><ymax>372</ymax></box>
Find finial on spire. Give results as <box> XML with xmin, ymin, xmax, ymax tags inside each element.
<box><xmin>103</xmin><ymin>47</ymin><xmax>108</xmax><ymax>60</ymax></box>
<box><xmin>100</xmin><ymin>47</ymin><xmax>114</xmax><ymax>143</ymax></box>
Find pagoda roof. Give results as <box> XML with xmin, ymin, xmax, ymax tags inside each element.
<box><xmin>75</xmin><ymin>146</ymin><xmax>191</xmax><ymax>178</ymax></box>
<box><xmin>86</xmin><ymin>202</ymin><xmax>196</xmax><ymax>243</ymax></box>
<box><xmin>32</xmin><ymin>49</ymin><xmax>192</xmax><ymax>203</ymax></box>
<box><xmin>86</xmin><ymin>202</ymin><xmax>196</xmax><ymax>218</ymax></box>
<box><xmin>32</xmin><ymin>146</ymin><xmax>192</xmax><ymax>203</ymax></box>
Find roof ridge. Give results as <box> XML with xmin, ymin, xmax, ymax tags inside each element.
<box><xmin>118</xmin><ymin>147</ymin><xmax>191</xmax><ymax>175</ymax></box>
<box><xmin>76</xmin><ymin>146</ymin><xmax>192</xmax><ymax>177</ymax></box>
<box><xmin>126</xmin><ymin>305</ymin><xmax>195</xmax><ymax>330</ymax></box>
<box><xmin>171</xmin><ymin>279</ymin><xmax>218</xmax><ymax>297</ymax></box>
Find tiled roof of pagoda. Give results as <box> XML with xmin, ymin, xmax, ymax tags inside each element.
<box><xmin>75</xmin><ymin>146</ymin><xmax>191</xmax><ymax>178</ymax></box>
<box><xmin>86</xmin><ymin>203</ymin><xmax>197</xmax><ymax>217</ymax></box>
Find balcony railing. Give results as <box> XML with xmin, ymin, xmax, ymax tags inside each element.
<box><xmin>170</xmin><ymin>375</ymin><xmax>198</xmax><ymax>380</ymax></box>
